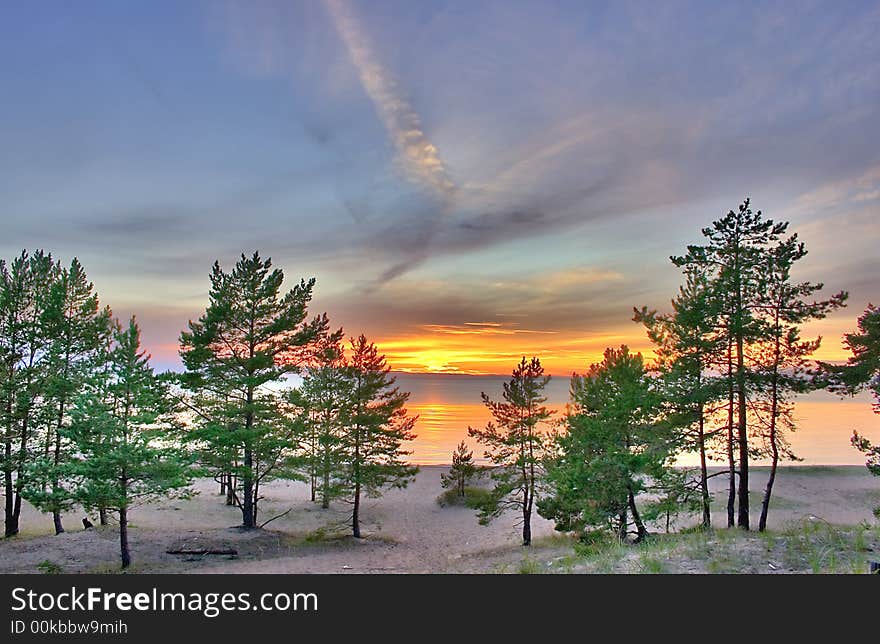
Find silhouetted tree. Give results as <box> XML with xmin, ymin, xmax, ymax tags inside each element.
<box><xmin>469</xmin><ymin>357</ymin><xmax>553</xmax><ymax>546</ymax></box>
<box><xmin>672</xmin><ymin>199</ymin><xmax>786</xmax><ymax>529</ymax></box>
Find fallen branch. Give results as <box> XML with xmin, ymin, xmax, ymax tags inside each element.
<box><xmin>259</xmin><ymin>507</ymin><xmax>293</xmax><ymax>529</ymax></box>
<box><xmin>166</xmin><ymin>548</ymin><xmax>238</xmax><ymax>556</ymax></box>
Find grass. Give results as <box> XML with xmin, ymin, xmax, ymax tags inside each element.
<box><xmin>637</xmin><ymin>551</ymin><xmax>667</xmax><ymax>574</ymax></box>
<box><xmin>778</xmin><ymin>518</ymin><xmax>877</xmax><ymax>573</ymax></box>
<box><xmin>523</xmin><ymin>519</ymin><xmax>880</xmax><ymax>574</ymax></box>
<box><xmin>436</xmin><ymin>486</ymin><xmax>492</xmax><ymax>509</ymax></box>
<box><xmin>37</xmin><ymin>559</ymin><xmax>63</xmax><ymax>574</ymax></box>
<box><xmin>517</xmin><ymin>557</ymin><xmax>544</xmax><ymax>574</ymax></box>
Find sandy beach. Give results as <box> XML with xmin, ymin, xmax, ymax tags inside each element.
<box><xmin>1</xmin><ymin>465</ymin><xmax>877</xmax><ymax>574</ymax></box>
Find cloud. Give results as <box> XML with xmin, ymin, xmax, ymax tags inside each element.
<box><xmin>792</xmin><ymin>164</ymin><xmax>880</xmax><ymax>213</ymax></box>
<box><xmin>421</xmin><ymin>322</ymin><xmax>559</xmax><ymax>337</ymax></box>
<box><xmin>323</xmin><ymin>0</ymin><xmax>456</xmax><ymax>199</ymax></box>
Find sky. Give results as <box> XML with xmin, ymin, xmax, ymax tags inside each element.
<box><xmin>1</xmin><ymin>0</ymin><xmax>879</xmax><ymax>375</ymax></box>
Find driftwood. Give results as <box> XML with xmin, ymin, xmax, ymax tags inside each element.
<box><xmin>166</xmin><ymin>548</ymin><xmax>238</xmax><ymax>556</ymax></box>
<box><xmin>259</xmin><ymin>507</ymin><xmax>293</xmax><ymax>529</ymax></box>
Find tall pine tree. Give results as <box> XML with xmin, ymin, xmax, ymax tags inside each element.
<box><xmin>338</xmin><ymin>335</ymin><xmax>418</xmax><ymax>538</ymax></box>
<box><xmin>67</xmin><ymin>318</ymin><xmax>193</xmax><ymax>568</ymax></box>
<box><xmin>752</xmin><ymin>236</ymin><xmax>846</xmax><ymax>530</ymax></box>
<box><xmin>469</xmin><ymin>357</ymin><xmax>552</xmax><ymax>546</ymax></box>
<box><xmin>179</xmin><ymin>252</ymin><xmax>328</xmax><ymax>528</ymax></box>
<box><xmin>23</xmin><ymin>258</ymin><xmax>112</xmax><ymax>534</ymax></box>
<box><xmin>1</xmin><ymin>250</ymin><xmax>57</xmax><ymax>537</ymax></box>
<box><xmin>635</xmin><ymin>266</ymin><xmax>724</xmax><ymax>529</ymax></box>
<box><xmin>672</xmin><ymin>199</ymin><xmax>786</xmax><ymax>529</ymax></box>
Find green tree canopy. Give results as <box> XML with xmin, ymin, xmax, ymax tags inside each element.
<box><xmin>66</xmin><ymin>317</ymin><xmax>194</xmax><ymax>568</ymax></box>
<box><xmin>179</xmin><ymin>252</ymin><xmax>329</xmax><ymax>528</ymax></box>
<box><xmin>469</xmin><ymin>356</ymin><xmax>553</xmax><ymax>546</ymax></box>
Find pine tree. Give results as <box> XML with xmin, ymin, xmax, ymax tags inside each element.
<box><xmin>672</xmin><ymin>199</ymin><xmax>786</xmax><ymax>530</ymax></box>
<box><xmin>290</xmin><ymin>326</ymin><xmax>347</xmax><ymax>509</ymax></box>
<box><xmin>66</xmin><ymin>318</ymin><xmax>193</xmax><ymax>568</ymax></box>
<box><xmin>752</xmin><ymin>236</ymin><xmax>846</xmax><ymax>530</ymax></box>
<box><xmin>0</xmin><ymin>250</ymin><xmax>57</xmax><ymax>537</ymax></box>
<box><xmin>23</xmin><ymin>258</ymin><xmax>113</xmax><ymax>534</ymax></box>
<box><xmin>469</xmin><ymin>357</ymin><xmax>552</xmax><ymax>546</ymax></box>
<box><xmin>441</xmin><ymin>441</ymin><xmax>479</xmax><ymax>497</ymax></box>
<box><xmin>635</xmin><ymin>265</ymin><xmax>724</xmax><ymax>529</ymax></box>
<box><xmin>822</xmin><ymin>305</ymin><xmax>880</xmax><ymax>480</ymax></box>
<box><xmin>539</xmin><ymin>347</ymin><xmax>670</xmax><ymax>542</ymax></box>
<box><xmin>338</xmin><ymin>335</ymin><xmax>418</xmax><ymax>538</ymax></box>
<box><xmin>179</xmin><ymin>252</ymin><xmax>329</xmax><ymax>528</ymax></box>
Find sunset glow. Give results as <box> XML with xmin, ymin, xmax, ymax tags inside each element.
<box><xmin>1</xmin><ymin>1</ymin><xmax>877</xmax><ymax>467</ymax></box>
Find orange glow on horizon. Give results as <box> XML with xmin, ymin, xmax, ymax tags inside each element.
<box><xmin>145</xmin><ymin>317</ymin><xmax>856</xmax><ymax>376</ymax></box>
<box><xmin>372</xmin><ymin>317</ymin><xmax>855</xmax><ymax>376</ymax></box>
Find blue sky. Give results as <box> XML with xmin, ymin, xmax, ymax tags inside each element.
<box><xmin>1</xmin><ymin>0</ymin><xmax>878</xmax><ymax>372</ymax></box>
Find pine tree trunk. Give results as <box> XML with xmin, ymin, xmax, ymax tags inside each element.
<box><xmin>726</xmin><ymin>343</ymin><xmax>736</xmax><ymax>528</ymax></box>
<box><xmin>352</xmin><ymin>421</ymin><xmax>362</xmax><ymax>538</ymax></box>
<box><xmin>4</xmin><ymin>361</ymin><xmax>18</xmax><ymax>537</ymax></box>
<box><xmin>12</xmin><ymin>492</ymin><xmax>22</xmax><ymax>536</ymax></box>
<box><xmin>734</xmin><ymin>237</ymin><xmax>750</xmax><ymax>531</ymax></box>
<box><xmin>252</xmin><ymin>476</ymin><xmax>259</xmax><ymax>526</ymax></box>
<box><xmin>628</xmin><ymin>486</ymin><xmax>648</xmax><ymax>542</ymax></box>
<box><xmin>13</xmin><ymin>398</ymin><xmax>31</xmax><ymax>536</ymax></box>
<box><xmin>119</xmin><ymin>505</ymin><xmax>130</xmax><ymax>569</ymax></box>
<box><xmin>51</xmin><ymin>428</ymin><xmax>64</xmax><ymax>534</ymax></box>
<box><xmin>759</xmin><ymin>332</ymin><xmax>782</xmax><ymax>532</ymax></box>
<box><xmin>321</xmin><ymin>445</ymin><xmax>330</xmax><ymax>509</ymax></box>
<box><xmin>522</xmin><ymin>487</ymin><xmax>532</xmax><ymax>546</ymax></box>
<box><xmin>618</xmin><ymin>508</ymin><xmax>628</xmax><ymax>542</ymax></box>
<box><xmin>225</xmin><ymin>474</ymin><xmax>234</xmax><ymax>506</ymax></box>
<box><xmin>352</xmin><ymin>480</ymin><xmax>361</xmax><ymax>538</ymax></box>
<box><xmin>241</xmin><ymin>382</ymin><xmax>256</xmax><ymax>529</ymax></box>
<box><xmin>736</xmin><ymin>378</ymin><xmax>750</xmax><ymax>529</ymax></box>
<box><xmin>99</xmin><ymin>507</ymin><xmax>107</xmax><ymax>526</ymax></box>
<box><xmin>242</xmin><ymin>445</ymin><xmax>255</xmax><ymax>528</ymax></box>
<box><xmin>51</xmin><ymin>388</ymin><xmax>68</xmax><ymax>536</ymax></box>
<box><xmin>759</xmin><ymin>452</ymin><xmax>778</xmax><ymax>532</ymax></box>
<box><xmin>52</xmin><ymin>511</ymin><xmax>64</xmax><ymax>535</ymax></box>
<box><xmin>698</xmin><ymin>407</ymin><xmax>711</xmax><ymax>530</ymax></box>
<box><xmin>4</xmin><ymin>440</ymin><xmax>16</xmax><ymax>536</ymax></box>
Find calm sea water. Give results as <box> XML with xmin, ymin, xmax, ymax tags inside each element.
<box><xmin>394</xmin><ymin>373</ymin><xmax>880</xmax><ymax>466</ymax></box>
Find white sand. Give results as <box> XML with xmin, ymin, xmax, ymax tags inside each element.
<box><xmin>0</xmin><ymin>465</ymin><xmax>877</xmax><ymax>574</ymax></box>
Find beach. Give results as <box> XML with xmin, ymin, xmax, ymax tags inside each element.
<box><xmin>1</xmin><ymin>465</ymin><xmax>877</xmax><ymax>574</ymax></box>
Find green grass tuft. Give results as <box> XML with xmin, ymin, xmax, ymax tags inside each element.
<box><xmin>37</xmin><ymin>560</ymin><xmax>63</xmax><ymax>574</ymax></box>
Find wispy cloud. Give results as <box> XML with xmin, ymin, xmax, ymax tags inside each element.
<box><xmin>323</xmin><ymin>0</ymin><xmax>455</xmax><ymax>199</ymax></box>
<box><xmin>793</xmin><ymin>164</ymin><xmax>880</xmax><ymax>213</ymax></box>
<box><xmin>421</xmin><ymin>322</ymin><xmax>559</xmax><ymax>336</ymax></box>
